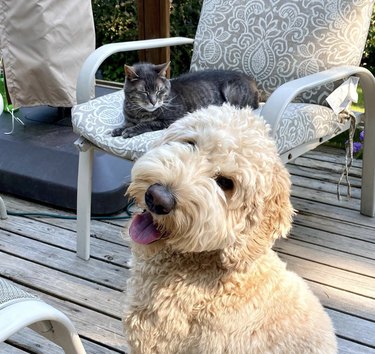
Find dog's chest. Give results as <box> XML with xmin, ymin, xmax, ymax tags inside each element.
<box><xmin>125</xmin><ymin>255</ymin><xmax>286</xmax><ymax>353</ymax></box>
<box><xmin>130</xmin><ymin>258</ymin><xmax>258</xmax><ymax>322</ymax></box>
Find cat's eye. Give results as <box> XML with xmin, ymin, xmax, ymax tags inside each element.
<box><xmin>215</xmin><ymin>176</ymin><xmax>234</xmax><ymax>191</ymax></box>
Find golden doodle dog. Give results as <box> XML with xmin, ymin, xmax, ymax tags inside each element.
<box><xmin>124</xmin><ymin>104</ymin><xmax>337</xmax><ymax>354</ymax></box>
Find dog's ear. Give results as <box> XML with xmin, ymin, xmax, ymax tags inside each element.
<box><xmin>262</xmin><ymin>161</ymin><xmax>295</xmax><ymax>240</ymax></box>
<box><xmin>220</xmin><ymin>161</ymin><xmax>294</xmax><ymax>270</ymax></box>
<box><xmin>220</xmin><ymin>162</ymin><xmax>294</xmax><ymax>270</ymax></box>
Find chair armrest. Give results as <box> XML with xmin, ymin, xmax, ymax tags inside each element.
<box><xmin>261</xmin><ymin>65</ymin><xmax>375</xmax><ymax>138</ymax></box>
<box><xmin>76</xmin><ymin>37</ymin><xmax>195</xmax><ymax>104</ymax></box>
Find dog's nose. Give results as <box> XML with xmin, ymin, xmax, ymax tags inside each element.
<box><xmin>145</xmin><ymin>183</ymin><xmax>176</xmax><ymax>215</ymax></box>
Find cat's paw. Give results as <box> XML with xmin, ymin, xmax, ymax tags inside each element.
<box><xmin>121</xmin><ymin>129</ymin><xmax>137</xmax><ymax>138</ymax></box>
<box><xmin>111</xmin><ymin>128</ymin><xmax>125</xmax><ymax>137</ymax></box>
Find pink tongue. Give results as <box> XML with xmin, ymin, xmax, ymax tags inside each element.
<box><xmin>129</xmin><ymin>212</ymin><xmax>161</xmax><ymax>244</ymax></box>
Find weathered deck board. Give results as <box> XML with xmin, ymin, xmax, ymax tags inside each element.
<box><xmin>6</xmin><ymin>327</ymin><xmax>122</xmax><ymax>354</ymax></box>
<box><xmin>275</xmin><ymin>238</ymin><xmax>375</xmax><ymax>277</ymax></box>
<box><xmin>1</xmin><ymin>145</ymin><xmax>375</xmax><ymax>353</ymax></box>
<box><xmin>1</xmin><ymin>252</ymin><xmax>126</xmax><ymax>315</ymax></box>
<box><xmin>328</xmin><ymin>309</ymin><xmax>375</xmax><ymax>347</ymax></box>
<box><xmin>0</xmin><ymin>342</ymin><xmax>29</xmax><ymax>354</ymax></box>
<box><xmin>337</xmin><ymin>338</ymin><xmax>375</xmax><ymax>354</ymax></box>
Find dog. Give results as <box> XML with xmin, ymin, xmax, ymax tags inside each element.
<box><xmin>123</xmin><ymin>104</ymin><xmax>337</xmax><ymax>354</ymax></box>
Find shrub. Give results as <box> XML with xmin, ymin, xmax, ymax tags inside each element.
<box><xmin>92</xmin><ymin>0</ymin><xmax>139</xmax><ymax>82</ymax></box>
<box><xmin>361</xmin><ymin>4</ymin><xmax>375</xmax><ymax>74</ymax></box>
<box><xmin>170</xmin><ymin>0</ymin><xmax>203</xmax><ymax>76</ymax></box>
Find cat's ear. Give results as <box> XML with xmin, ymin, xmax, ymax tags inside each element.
<box><xmin>155</xmin><ymin>62</ymin><xmax>170</xmax><ymax>78</ymax></box>
<box><xmin>124</xmin><ymin>65</ymin><xmax>139</xmax><ymax>81</ymax></box>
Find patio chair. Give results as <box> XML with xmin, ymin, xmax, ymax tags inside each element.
<box><xmin>0</xmin><ymin>278</ymin><xmax>86</xmax><ymax>353</ymax></box>
<box><xmin>72</xmin><ymin>0</ymin><xmax>375</xmax><ymax>260</ymax></box>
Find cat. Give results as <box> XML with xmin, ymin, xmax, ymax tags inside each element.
<box><xmin>111</xmin><ymin>62</ymin><xmax>259</xmax><ymax>138</ymax></box>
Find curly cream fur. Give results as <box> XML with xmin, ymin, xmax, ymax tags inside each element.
<box><xmin>124</xmin><ymin>104</ymin><xmax>337</xmax><ymax>353</ymax></box>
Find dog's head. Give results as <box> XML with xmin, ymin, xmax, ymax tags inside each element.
<box><xmin>127</xmin><ymin>104</ymin><xmax>294</xmax><ymax>265</ymax></box>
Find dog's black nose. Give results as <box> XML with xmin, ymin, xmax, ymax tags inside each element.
<box><xmin>145</xmin><ymin>183</ymin><xmax>176</xmax><ymax>215</ymax></box>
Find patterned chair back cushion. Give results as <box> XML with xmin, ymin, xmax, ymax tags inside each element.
<box><xmin>190</xmin><ymin>0</ymin><xmax>374</xmax><ymax>104</ymax></box>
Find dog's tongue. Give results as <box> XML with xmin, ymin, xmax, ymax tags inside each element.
<box><xmin>129</xmin><ymin>212</ymin><xmax>161</xmax><ymax>244</ymax></box>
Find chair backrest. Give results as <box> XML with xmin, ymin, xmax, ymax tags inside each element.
<box><xmin>190</xmin><ymin>0</ymin><xmax>374</xmax><ymax>104</ymax></box>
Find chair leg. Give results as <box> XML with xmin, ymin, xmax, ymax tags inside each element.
<box><xmin>0</xmin><ymin>197</ymin><xmax>7</xmax><ymax>219</ymax></box>
<box><xmin>76</xmin><ymin>145</ymin><xmax>94</xmax><ymax>260</ymax></box>
<box><xmin>49</xmin><ymin>320</ymin><xmax>86</xmax><ymax>354</ymax></box>
<box><xmin>31</xmin><ymin>318</ymin><xmax>86</xmax><ymax>354</ymax></box>
<box><xmin>361</xmin><ymin>127</ymin><xmax>375</xmax><ymax>217</ymax></box>
<box><xmin>359</xmin><ymin>70</ymin><xmax>375</xmax><ymax>217</ymax></box>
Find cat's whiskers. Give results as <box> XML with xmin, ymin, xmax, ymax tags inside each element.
<box><xmin>160</xmin><ymin>96</ymin><xmax>180</xmax><ymax>111</ymax></box>
<box><xmin>128</xmin><ymin>104</ymin><xmax>150</xmax><ymax>115</ymax></box>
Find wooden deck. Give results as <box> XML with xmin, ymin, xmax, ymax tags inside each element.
<box><xmin>0</xmin><ymin>145</ymin><xmax>375</xmax><ymax>354</ymax></box>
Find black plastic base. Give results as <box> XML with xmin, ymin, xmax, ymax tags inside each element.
<box><xmin>0</xmin><ymin>96</ymin><xmax>133</xmax><ymax>215</ymax></box>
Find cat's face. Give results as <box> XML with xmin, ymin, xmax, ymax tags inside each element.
<box><xmin>124</xmin><ymin>63</ymin><xmax>171</xmax><ymax>112</ymax></box>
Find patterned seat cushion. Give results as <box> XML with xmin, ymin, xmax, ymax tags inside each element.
<box><xmin>0</xmin><ymin>278</ymin><xmax>38</xmax><ymax>310</ymax></box>
<box><xmin>72</xmin><ymin>90</ymin><xmax>346</xmax><ymax>159</ymax></box>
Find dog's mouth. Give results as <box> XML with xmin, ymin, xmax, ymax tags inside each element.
<box><xmin>129</xmin><ymin>211</ymin><xmax>162</xmax><ymax>244</ymax></box>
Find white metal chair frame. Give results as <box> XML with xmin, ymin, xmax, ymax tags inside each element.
<box><xmin>74</xmin><ymin>37</ymin><xmax>375</xmax><ymax>260</ymax></box>
<box><xmin>0</xmin><ymin>279</ymin><xmax>86</xmax><ymax>353</ymax></box>
<box><xmin>0</xmin><ymin>196</ymin><xmax>7</xmax><ymax>219</ymax></box>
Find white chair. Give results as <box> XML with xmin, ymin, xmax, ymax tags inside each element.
<box><xmin>0</xmin><ymin>278</ymin><xmax>86</xmax><ymax>353</ymax></box>
<box><xmin>72</xmin><ymin>0</ymin><xmax>375</xmax><ymax>260</ymax></box>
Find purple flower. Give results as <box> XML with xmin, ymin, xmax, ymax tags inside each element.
<box><xmin>359</xmin><ymin>130</ymin><xmax>365</xmax><ymax>141</ymax></box>
<box><xmin>353</xmin><ymin>142</ymin><xmax>363</xmax><ymax>154</ymax></box>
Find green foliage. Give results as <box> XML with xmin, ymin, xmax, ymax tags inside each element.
<box><xmin>92</xmin><ymin>0</ymin><xmax>202</xmax><ymax>81</ymax></box>
<box><xmin>327</xmin><ymin>87</ymin><xmax>365</xmax><ymax>157</ymax></box>
<box><xmin>92</xmin><ymin>0</ymin><xmax>139</xmax><ymax>82</ymax></box>
<box><xmin>351</xmin><ymin>86</ymin><xmax>364</xmax><ymax>113</ymax></box>
<box><xmin>170</xmin><ymin>0</ymin><xmax>203</xmax><ymax>76</ymax></box>
<box><xmin>361</xmin><ymin>4</ymin><xmax>375</xmax><ymax>74</ymax></box>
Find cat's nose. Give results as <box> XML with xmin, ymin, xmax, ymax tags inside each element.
<box><xmin>149</xmin><ymin>95</ymin><xmax>157</xmax><ymax>106</ymax></box>
<box><xmin>145</xmin><ymin>183</ymin><xmax>176</xmax><ymax>215</ymax></box>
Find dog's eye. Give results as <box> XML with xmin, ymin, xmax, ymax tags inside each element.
<box><xmin>183</xmin><ymin>140</ymin><xmax>196</xmax><ymax>148</ymax></box>
<box><xmin>215</xmin><ymin>176</ymin><xmax>234</xmax><ymax>191</ymax></box>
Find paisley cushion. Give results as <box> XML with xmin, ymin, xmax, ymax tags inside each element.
<box><xmin>72</xmin><ymin>90</ymin><xmax>346</xmax><ymax>159</ymax></box>
<box><xmin>190</xmin><ymin>0</ymin><xmax>374</xmax><ymax>104</ymax></box>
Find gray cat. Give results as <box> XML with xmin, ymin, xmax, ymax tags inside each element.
<box><xmin>112</xmin><ymin>62</ymin><xmax>259</xmax><ymax>138</ymax></box>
